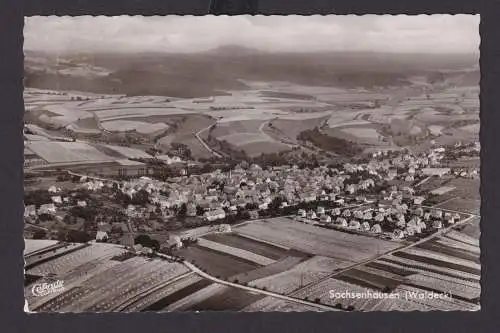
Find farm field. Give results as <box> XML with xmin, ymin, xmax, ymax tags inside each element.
<box><xmin>101</xmin><ymin>120</ymin><xmax>169</xmax><ymax>134</ymax></box>
<box><xmin>435</xmin><ymin>198</ymin><xmax>480</xmax><ymax>215</ymax></box>
<box><xmin>24</xmin><ymin>239</ymin><xmax>59</xmax><ymax>256</ymax></box>
<box><xmin>186</xmin><ymin>286</ymin><xmax>265</xmax><ymax>311</ymax></box>
<box><xmin>233</xmin><ymin>217</ymin><xmax>400</xmax><ymax>261</ymax></box>
<box><xmin>174</xmin><ymin>245</ymin><xmax>260</xmax><ymax>279</ymax></box>
<box><xmin>141</xmin><ymin>277</ymin><xmax>213</xmax><ymax>312</ymax></box>
<box><xmin>249</xmin><ymin>255</ymin><xmax>353</xmax><ymax>294</ymax></box>
<box><xmin>394</xmin><ymin>247</ymin><xmax>480</xmax><ymax>272</ymax></box>
<box><xmin>100</xmin><ymin>144</ymin><xmax>153</xmax><ymax>159</ymax></box>
<box><xmin>266</xmin><ymin>116</ymin><xmax>327</xmax><ymax>144</ymax></box>
<box><xmin>27</xmin><ymin>141</ymin><xmax>112</xmax><ymax>163</ymax></box>
<box><xmin>203</xmin><ymin>233</ymin><xmax>292</xmax><ymax>260</ymax></box>
<box><xmin>455</xmin><ymin>217</ymin><xmax>481</xmax><ymax>239</ymax></box>
<box><xmin>36</xmin><ymin>256</ymin><xmax>190</xmax><ymax>312</ymax></box>
<box><xmin>242</xmin><ymin>296</ymin><xmax>325</xmax><ymax>312</ymax></box>
<box><xmin>229</xmin><ymin>256</ymin><xmax>308</xmax><ymax>284</ymax></box>
<box><xmin>197</xmin><ymin>238</ymin><xmax>276</xmax><ymax>266</ymax></box>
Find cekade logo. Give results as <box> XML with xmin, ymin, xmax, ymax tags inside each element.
<box><xmin>32</xmin><ymin>280</ymin><xmax>65</xmax><ymax>297</ymax></box>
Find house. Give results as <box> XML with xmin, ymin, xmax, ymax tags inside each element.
<box><xmin>317</xmin><ymin>206</ymin><xmax>325</xmax><ymax>215</ymax></box>
<box><xmin>38</xmin><ymin>203</ymin><xmax>56</xmax><ymax>215</ymax></box>
<box><xmin>306</xmin><ymin>211</ymin><xmax>317</xmax><ymax>220</ymax></box>
<box><xmin>258</xmin><ymin>202</ymin><xmax>269</xmax><ymax>210</ymax></box>
<box><xmin>319</xmin><ymin>214</ymin><xmax>332</xmax><ymax>223</ymax></box>
<box><xmin>349</xmin><ymin>220</ymin><xmax>361</xmax><ymax>230</ymax></box>
<box><xmin>297</xmin><ymin>209</ymin><xmax>306</xmax><ymax>218</ymax></box>
<box><xmin>331</xmin><ymin>208</ymin><xmax>341</xmax><ymax>216</ymax></box>
<box><xmin>432</xmin><ymin>220</ymin><xmax>443</xmax><ymax>229</ymax></box>
<box><xmin>422</xmin><ymin>168</ymin><xmax>451</xmax><ymax>177</ymax></box>
<box><xmin>96</xmin><ymin>231</ymin><xmax>109</xmax><ymax>242</ymax></box>
<box><xmin>413</xmin><ymin>197</ymin><xmax>425</xmax><ymax>205</ymax></box>
<box><xmin>361</xmin><ymin>221</ymin><xmax>370</xmax><ymax>232</ymax></box>
<box><xmin>342</xmin><ymin>209</ymin><xmax>351</xmax><ymax>218</ymax></box>
<box><xmin>48</xmin><ymin>185</ymin><xmax>60</xmax><ymax>194</ymax></box>
<box><xmin>77</xmin><ymin>200</ymin><xmax>87</xmax><ymax>207</ymax></box>
<box><xmin>363</xmin><ymin>211</ymin><xmax>373</xmax><ymax>220</ymax></box>
<box><xmin>51</xmin><ymin>196</ymin><xmax>62</xmax><ymax>204</ymax></box>
<box><xmin>24</xmin><ymin>205</ymin><xmax>36</xmax><ymax>218</ymax></box>
<box><xmin>392</xmin><ymin>229</ymin><xmax>405</xmax><ymax>240</ymax></box>
<box><xmin>335</xmin><ymin>217</ymin><xmax>348</xmax><ymax>227</ymax></box>
<box><xmin>370</xmin><ymin>224</ymin><xmax>382</xmax><ymax>233</ymax></box>
<box><xmin>186</xmin><ymin>203</ymin><xmax>197</xmax><ymax>217</ymax></box>
<box><xmin>204</xmin><ymin>209</ymin><xmax>226</xmax><ymax>222</ymax></box>
<box><xmin>248</xmin><ymin>210</ymin><xmax>260</xmax><ymax>220</ymax></box>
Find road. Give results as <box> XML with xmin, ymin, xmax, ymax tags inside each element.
<box><xmin>195</xmin><ymin>124</ymin><xmax>222</xmax><ymax>158</ymax></box>
<box><xmin>289</xmin><ymin>213</ymin><xmax>476</xmax><ymax>298</ymax></box>
<box><xmin>155</xmin><ymin>253</ymin><xmax>343</xmax><ymax>312</ymax></box>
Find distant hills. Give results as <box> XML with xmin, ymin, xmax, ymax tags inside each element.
<box><xmin>24</xmin><ymin>48</ymin><xmax>479</xmax><ymax>98</ymax></box>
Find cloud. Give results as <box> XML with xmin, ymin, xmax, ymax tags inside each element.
<box><xmin>24</xmin><ymin>15</ymin><xmax>479</xmax><ymax>54</ymax></box>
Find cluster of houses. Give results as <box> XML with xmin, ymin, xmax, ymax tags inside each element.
<box><xmin>297</xmin><ymin>203</ymin><xmax>462</xmax><ymax>240</ymax></box>
<box><xmin>25</xmin><ymin>141</ymin><xmax>478</xmax><ymax>242</ymax></box>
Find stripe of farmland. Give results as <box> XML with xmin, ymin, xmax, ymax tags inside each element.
<box><xmin>113</xmin><ymin>272</ymin><xmax>195</xmax><ymax>312</ymax></box>
<box><xmin>365</xmin><ymin>262</ymin><xmax>416</xmax><ymax>277</ymax></box>
<box><xmin>141</xmin><ymin>279</ymin><xmax>213</xmax><ymax>312</ymax></box>
<box><xmin>125</xmin><ymin>274</ymin><xmax>203</xmax><ymax>312</ymax></box>
<box><xmin>227</xmin><ymin>256</ymin><xmax>308</xmax><ymax>284</ymax></box>
<box><xmin>232</xmin><ymin>232</ymin><xmax>291</xmax><ymax>250</ymax></box>
<box><xmin>416</xmin><ymin>240</ymin><xmax>480</xmax><ymax>264</ymax></box>
<box><xmin>203</xmin><ymin>233</ymin><xmax>290</xmax><ymax>260</ymax></box>
<box><xmin>186</xmin><ymin>287</ymin><xmax>266</xmax><ymax>311</ymax></box>
<box><xmin>393</xmin><ymin>249</ymin><xmax>481</xmax><ymax>274</ymax></box>
<box><xmin>24</xmin><ymin>242</ymin><xmax>69</xmax><ymax>259</ymax></box>
<box><xmin>197</xmin><ymin>238</ymin><xmax>276</xmax><ymax>266</ymax></box>
<box><xmin>336</xmin><ymin>269</ymin><xmax>400</xmax><ymax>292</ymax></box>
<box><xmin>445</xmin><ymin>230</ymin><xmax>480</xmax><ymax>247</ymax></box>
<box><xmin>435</xmin><ymin>236</ymin><xmax>480</xmax><ymax>255</ymax></box>
<box><xmin>25</xmin><ymin>243</ymin><xmax>89</xmax><ymax>269</ymax></box>
<box><xmin>354</xmin><ymin>265</ymin><xmax>408</xmax><ymax>282</ymax></box>
<box><xmin>377</xmin><ymin>257</ymin><xmax>480</xmax><ymax>282</ymax></box>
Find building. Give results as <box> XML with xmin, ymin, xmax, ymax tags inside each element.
<box><xmin>370</xmin><ymin>224</ymin><xmax>382</xmax><ymax>233</ymax></box>
<box><xmin>319</xmin><ymin>214</ymin><xmax>332</xmax><ymax>223</ymax></box>
<box><xmin>204</xmin><ymin>209</ymin><xmax>226</xmax><ymax>222</ymax></box>
<box><xmin>96</xmin><ymin>231</ymin><xmax>109</xmax><ymax>242</ymax></box>
<box><xmin>422</xmin><ymin>168</ymin><xmax>451</xmax><ymax>177</ymax></box>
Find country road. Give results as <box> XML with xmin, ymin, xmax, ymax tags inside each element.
<box><xmin>195</xmin><ymin>124</ymin><xmax>222</xmax><ymax>158</ymax></box>
<box><xmin>155</xmin><ymin>253</ymin><xmax>343</xmax><ymax>312</ymax></box>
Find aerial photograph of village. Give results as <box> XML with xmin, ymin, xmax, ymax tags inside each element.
<box><xmin>23</xmin><ymin>15</ymin><xmax>480</xmax><ymax>312</ymax></box>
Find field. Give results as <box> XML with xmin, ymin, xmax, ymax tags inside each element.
<box><xmin>30</xmin><ymin>255</ymin><xmax>191</xmax><ymax>312</ymax></box>
<box><xmin>248</xmin><ymin>256</ymin><xmax>352</xmax><ymax>294</ymax></box>
<box><xmin>186</xmin><ymin>286</ymin><xmax>265</xmax><ymax>311</ymax></box>
<box><xmin>174</xmin><ymin>245</ymin><xmax>260</xmax><ymax>279</ymax></box>
<box><xmin>157</xmin><ymin>114</ymin><xmax>215</xmax><ymax>158</ymax></box>
<box><xmin>197</xmin><ymin>238</ymin><xmax>276</xmax><ymax>266</ymax></box>
<box><xmin>24</xmin><ymin>239</ymin><xmax>59</xmax><ymax>256</ymax></box>
<box><xmin>203</xmin><ymin>233</ymin><xmax>291</xmax><ymax>260</ymax></box>
<box><xmin>435</xmin><ymin>198</ymin><xmax>480</xmax><ymax>215</ymax></box>
<box><xmin>242</xmin><ymin>296</ymin><xmax>324</xmax><ymax>312</ymax></box>
<box><xmin>100</xmin><ymin>144</ymin><xmax>153</xmax><ymax>159</ymax></box>
<box><xmin>101</xmin><ymin>120</ymin><xmax>169</xmax><ymax>134</ymax></box>
<box><xmin>27</xmin><ymin>141</ymin><xmax>112</xmax><ymax>163</ymax></box>
<box><xmin>233</xmin><ymin>217</ymin><xmax>400</xmax><ymax>261</ymax></box>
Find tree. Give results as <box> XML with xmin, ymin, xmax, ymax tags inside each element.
<box><xmin>178</xmin><ymin>203</ymin><xmax>187</xmax><ymax>218</ymax></box>
<box><xmin>32</xmin><ymin>229</ymin><xmax>47</xmax><ymax>240</ymax></box>
<box><xmin>66</xmin><ymin>230</ymin><xmax>92</xmax><ymax>243</ymax></box>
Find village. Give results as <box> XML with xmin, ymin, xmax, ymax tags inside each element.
<box><xmin>24</xmin><ymin>139</ymin><xmax>480</xmax><ymax>250</ymax></box>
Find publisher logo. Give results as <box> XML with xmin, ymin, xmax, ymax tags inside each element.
<box><xmin>31</xmin><ymin>280</ymin><xmax>65</xmax><ymax>297</ymax></box>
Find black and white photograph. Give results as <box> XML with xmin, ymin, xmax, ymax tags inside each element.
<box><xmin>23</xmin><ymin>14</ymin><xmax>480</xmax><ymax>313</ymax></box>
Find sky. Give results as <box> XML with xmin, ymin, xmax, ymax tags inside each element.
<box><xmin>24</xmin><ymin>15</ymin><xmax>480</xmax><ymax>54</ymax></box>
